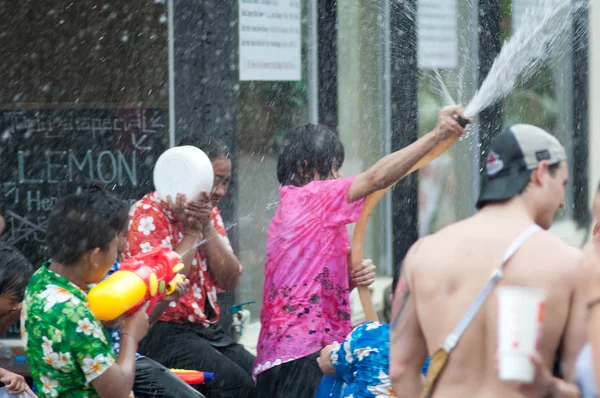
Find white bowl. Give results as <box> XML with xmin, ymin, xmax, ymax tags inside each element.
<box><xmin>153</xmin><ymin>146</ymin><xmax>214</xmax><ymax>202</ymax></box>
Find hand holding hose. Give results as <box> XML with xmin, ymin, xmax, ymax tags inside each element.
<box><xmin>350</xmin><ymin>106</ymin><xmax>470</xmax><ymax>322</ymax></box>
<box><xmin>435</xmin><ymin>105</ymin><xmax>471</xmax><ymax>140</ymax></box>
<box><xmin>348</xmin><ymin>248</ymin><xmax>376</xmax><ymax>288</ymax></box>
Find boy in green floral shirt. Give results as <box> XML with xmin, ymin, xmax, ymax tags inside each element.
<box><xmin>21</xmin><ymin>184</ymin><xmax>149</xmax><ymax>398</ymax></box>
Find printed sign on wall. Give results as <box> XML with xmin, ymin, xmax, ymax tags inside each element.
<box><xmin>239</xmin><ymin>0</ymin><xmax>302</xmax><ymax>81</ymax></box>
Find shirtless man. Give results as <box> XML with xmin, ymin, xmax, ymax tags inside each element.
<box><xmin>390</xmin><ymin>124</ymin><xmax>585</xmax><ymax>398</ymax></box>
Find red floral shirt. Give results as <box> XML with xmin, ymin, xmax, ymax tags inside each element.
<box><xmin>125</xmin><ymin>192</ymin><xmax>237</xmax><ymax>325</ymax></box>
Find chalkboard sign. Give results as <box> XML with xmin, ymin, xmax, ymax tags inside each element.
<box><xmin>0</xmin><ymin>108</ymin><xmax>168</xmax><ymax>267</ymax></box>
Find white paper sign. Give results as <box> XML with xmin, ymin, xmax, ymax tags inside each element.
<box><xmin>239</xmin><ymin>0</ymin><xmax>302</xmax><ymax>81</ymax></box>
<box><xmin>417</xmin><ymin>0</ymin><xmax>458</xmax><ymax>69</ymax></box>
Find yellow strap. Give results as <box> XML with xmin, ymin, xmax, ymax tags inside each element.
<box><xmin>420</xmin><ymin>349</ymin><xmax>449</xmax><ymax>398</ymax></box>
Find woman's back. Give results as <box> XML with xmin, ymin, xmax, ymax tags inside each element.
<box><xmin>254</xmin><ymin>177</ymin><xmax>365</xmax><ymax>377</ymax></box>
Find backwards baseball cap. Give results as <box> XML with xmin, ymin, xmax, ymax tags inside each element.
<box><xmin>476</xmin><ymin>124</ymin><xmax>567</xmax><ymax>209</ymax></box>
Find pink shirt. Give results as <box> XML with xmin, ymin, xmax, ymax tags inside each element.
<box><xmin>253</xmin><ymin>177</ymin><xmax>366</xmax><ymax>377</ymax></box>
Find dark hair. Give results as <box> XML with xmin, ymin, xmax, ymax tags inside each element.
<box><xmin>277</xmin><ymin>124</ymin><xmax>345</xmax><ymax>186</ymax></box>
<box><xmin>46</xmin><ymin>181</ymin><xmax>128</xmax><ymax>265</ymax></box>
<box><xmin>547</xmin><ymin>162</ymin><xmax>560</xmax><ymax>177</ymax></box>
<box><xmin>177</xmin><ymin>135</ymin><xmax>230</xmax><ymax>161</ymax></box>
<box><xmin>0</xmin><ymin>244</ymin><xmax>34</xmax><ymax>301</ymax></box>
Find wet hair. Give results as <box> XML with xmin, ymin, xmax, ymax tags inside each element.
<box><xmin>46</xmin><ymin>181</ymin><xmax>128</xmax><ymax>265</ymax></box>
<box><xmin>0</xmin><ymin>244</ymin><xmax>34</xmax><ymax>301</ymax></box>
<box><xmin>277</xmin><ymin>124</ymin><xmax>345</xmax><ymax>186</ymax></box>
<box><xmin>177</xmin><ymin>135</ymin><xmax>230</xmax><ymax>161</ymax></box>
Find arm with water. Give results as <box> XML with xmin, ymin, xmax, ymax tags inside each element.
<box><xmin>347</xmin><ymin>106</ymin><xmax>467</xmax><ymax>203</ymax></box>
<box><xmin>201</xmin><ymin>221</ymin><xmax>242</xmax><ymax>291</ymax></box>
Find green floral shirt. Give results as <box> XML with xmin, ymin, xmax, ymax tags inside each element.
<box><xmin>21</xmin><ymin>263</ymin><xmax>119</xmax><ymax>398</ymax></box>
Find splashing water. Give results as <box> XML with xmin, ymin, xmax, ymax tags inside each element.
<box><xmin>177</xmin><ymin>201</ymin><xmax>277</xmax><ymax>258</ymax></box>
<box><xmin>464</xmin><ymin>0</ymin><xmax>588</xmax><ymax>118</ymax></box>
<box><xmin>433</xmin><ymin>69</ymin><xmax>456</xmax><ymax>106</ymax></box>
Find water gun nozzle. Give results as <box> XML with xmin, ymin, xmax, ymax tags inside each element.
<box><xmin>172</xmin><ymin>263</ymin><xmax>184</xmax><ymax>273</ymax></box>
<box><xmin>166</xmin><ymin>274</ymin><xmax>185</xmax><ymax>295</ymax></box>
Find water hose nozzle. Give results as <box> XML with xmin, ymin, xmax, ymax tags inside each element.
<box><xmin>454</xmin><ymin>114</ymin><xmax>470</xmax><ymax>128</ymax></box>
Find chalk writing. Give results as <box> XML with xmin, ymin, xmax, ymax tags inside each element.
<box><xmin>0</xmin><ymin>108</ymin><xmax>167</xmax><ymax>265</ymax></box>
<box><xmin>4</xmin><ymin>211</ymin><xmax>47</xmax><ymax>245</ymax></box>
<box><xmin>2</xmin><ymin>109</ymin><xmax>164</xmax><ymax>139</ymax></box>
<box><xmin>131</xmin><ymin>132</ymin><xmax>153</xmax><ymax>151</ymax></box>
<box><xmin>17</xmin><ymin>150</ymin><xmax>137</xmax><ymax>186</ymax></box>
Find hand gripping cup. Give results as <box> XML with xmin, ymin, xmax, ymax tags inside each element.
<box><xmin>496</xmin><ymin>286</ymin><xmax>546</xmax><ymax>383</ymax></box>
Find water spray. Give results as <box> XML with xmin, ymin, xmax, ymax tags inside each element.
<box><xmin>351</xmin><ymin>0</ymin><xmax>588</xmax><ymax>322</ymax></box>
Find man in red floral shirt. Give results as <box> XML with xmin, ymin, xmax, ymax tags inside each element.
<box><xmin>126</xmin><ymin>137</ymin><xmax>255</xmax><ymax>398</ymax></box>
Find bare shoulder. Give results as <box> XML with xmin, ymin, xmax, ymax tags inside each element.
<box><xmin>536</xmin><ymin>230</ymin><xmax>584</xmax><ymax>280</ymax></box>
<box><xmin>405</xmin><ymin>219</ymin><xmax>469</xmax><ymax>262</ymax></box>
<box><xmin>404</xmin><ymin>235</ymin><xmax>433</xmax><ymax>270</ymax></box>
<box><xmin>538</xmin><ymin>230</ymin><xmax>583</xmax><ymax>261</ymax></box>
<box><xmin>403</xmin><ymin>223</ymin><xmax>461</xmax><ymax>275</ymax></box>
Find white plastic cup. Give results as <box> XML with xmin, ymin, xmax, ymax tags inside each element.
<box><xmin>496</xmin><ymin>286</ymin><xmax>546</xmax><ymax>383</ymax></box>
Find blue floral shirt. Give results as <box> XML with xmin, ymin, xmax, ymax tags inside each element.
<box><xmin>330</xmin><ymin>321</ymin><xmax>393</xmax><ymax>397</ymax></box>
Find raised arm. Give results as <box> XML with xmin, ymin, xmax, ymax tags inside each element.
<box><xmin>184</xmin><ymin>194</ymin><xmax>242</xmax><ymax>291</ymax></box>
<box><xmin>347</xmin><ymin>106</ymin><xmax>467</xmax><ymax>203</ymax></box>
<box><xmin>200</xmin><ymin>214</ymin><xmax>242</xmax><ymax>291</ymax></box>
<box><xmin>169</xmin><ymin>194</ymin><xmax>210</xmax><ymax>276</ymax></box>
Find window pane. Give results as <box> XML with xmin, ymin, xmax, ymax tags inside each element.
<box><xmin>500</xmin><ymin>0</ymin><xmax>574</xmax><ymax>219</ymax></box>
<box><xmin>235</xmin><ymin>1</ymin><xmax>311</xmax><ymax>320</ymax></box>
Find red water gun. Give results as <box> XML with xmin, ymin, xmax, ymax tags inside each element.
<box><xmin>170</xmin><ymin>370</ymin><xmax>215</xmax><ymax>385</ymax></box>
<box><xmin>89</xmin><ymin>246</ymin><xmax>185</xmax><ymax>321</ymax></box>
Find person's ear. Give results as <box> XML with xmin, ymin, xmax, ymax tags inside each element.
<box><xmin>87</xmin><ymin>247</ymin><xmax>102</xmax><ymax>269</ymax></box>
<box><xmin>530</xmin><ymin>161</ymin><xmax>549</xmax><ymax>187</ymax></box>
<box><xmin>593</xmin><ymin>221</ymin><xmax>600</xmax><ymax>241</ymax></box>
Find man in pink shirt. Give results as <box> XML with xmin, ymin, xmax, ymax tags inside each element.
<box><xmin>254</xmin><ymin>106</ymin><xmax>468</xmax><ymax>397</ymax></box>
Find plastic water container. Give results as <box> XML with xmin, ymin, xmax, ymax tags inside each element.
<box><xmin>153</xmin><ymin>146</ymin><xmax>214</xmax><ymax>203</ymax></box>
<box><xmin>314</xmin><ymin>375</ymin><xmax>345</xmax><ymax>398</ymax></box>
<box><xmin>0</xmin><ymin>387</ymin><xmax>34</xmax><ymax>397</ymax></box>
